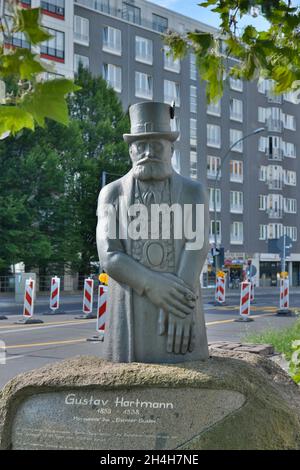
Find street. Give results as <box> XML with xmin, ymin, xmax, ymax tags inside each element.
<box><xmin>0</xmin><ymin>288</ymin><xmax>299</xmax><ymax>389</ymax></box>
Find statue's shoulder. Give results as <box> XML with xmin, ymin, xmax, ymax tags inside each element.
<box><xmin>98</xmin><ymin>171</ymin><xmax>132</xmax><ymax>205</ymax></box>
<box><xmin>173</xmin><ymin>171</ymin><xmax>207</xmax><ymax>203</ymax></box>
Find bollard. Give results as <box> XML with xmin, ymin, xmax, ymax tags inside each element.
<box><xmin>87</xmin><ymin>285</ymin><xmax>108</xmax><ymax>343</ymax></box>
<box><xmin>277</xmin><ymin>277</ymin><xmax>292</xmax><ymax>315</ymax></box>
<box><xmin>235</xmin><ymin>281</ymin><xmax>254</xmax><ymax>322</ymax></box>
<box><xmin>215</xmin><ymin>272</ymin><xmax>226</xmax><ymax>305</ymax></box>
<box><xmin>50</xmin><ymin>276</ymin><xmax>61</xmax><ymax>312</ymax></box>
<box><xmin>76</xmin><ymin>278</ymin><xmax>96</xmax><ymax>320</ymax></box>
<box><xmin>15</xmin><ymin>278</ymin><xmax>43</xmax><ymax>325</ymax></box>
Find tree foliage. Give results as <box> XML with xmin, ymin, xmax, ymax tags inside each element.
<box><xmin>166</xmin><ymin>1</ymin><xmax>300</xmax><ymax>102</ymax></box>
<box><xmin>0</xmin><ymin>1</ymin><xmax>78</xmax><ymax>138</ymax></box>
<box><xmin>0</xmin><ymin>68</ymin><xmax>130</xmax><ymax>274</ymax></box>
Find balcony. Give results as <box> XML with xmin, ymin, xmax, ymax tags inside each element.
<box><xmin>230</xmin><ymin>205</ymin><xmax>244</xmax><ymax>214</ymax></box>
<box><xmin>266</xmin><ymin>91</ymin><xmax>283</xmax><ymax>104</ymax></box>
<box><xmin>267</xmin><ymin>118</ymin><xmax>283</xmax><ymax>133</ymax></box>
<box><xmin>266</xmin><ymin>147</ymin><xmax>283</xmax><ymax>161</ymax></box>
<box><xmin>267</xmin><ymin>179</ymin><xmax>283</xmax><ymax>190</ymax></box>
<box><xmin>267</xmin><ymin>209</ymin><xmax>283</xmax><ymax>219</ymax></box>
<box><xmin>230</xmin><ymin>236</ymin><xmax>244</xmax><ymax>245</ymax></box>
<box><xmin>230</xmin><ymin>174</ymin><xmax>243</xmax><ymax>183</ymax></box>
<box><xmin>207</xmin><ymin>170</ymin><xmax>221</xmax><ymax>180</ymax></box>
<box><xmin>75</xmin><ymin>0</ymin><xmax>169</xmax><ymax>34</ymax></box>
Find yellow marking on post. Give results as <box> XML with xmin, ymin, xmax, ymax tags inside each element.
<box><xmin>5</xmin><ymin>338</ymin><xmax>86</xmax><ymax>350</ymax></box>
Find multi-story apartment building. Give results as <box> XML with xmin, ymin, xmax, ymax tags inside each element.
<box><xmin>2</xmin><ymin>0</ymin><xmax>300</xmax><ymax>286</ymax></box>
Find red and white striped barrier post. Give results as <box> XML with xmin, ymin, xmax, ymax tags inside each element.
<box><xmin>278</xmin><ymin>278</ymin><xmax>292</xmax><ymax>315</ymax></box>
<box><xmin>235</xmin><ymin>281</ymin><xmax>253</xmax><ymax>322</ymax></box>
<box><xmin>76</xmin><ymin>277</ymin><xmax>96</xmax><ymax>319</ymax></box>
<box><xmin>215</xmin><ymin>276</ymin><xmax>226</xmax><ymax>304</ymax></box>
<box><xmin>50</xmin><ymin>276</ymin><xmax>61</xmax><ymax>312</ymax></box>
<box><xmin>97</xmin><ymin>285</ymin><xmax>108</xmax><ymax>334</ymax></box>
<box><xmin>16</xmin><ymin>278</ymin><xmax>43</xmax><ymax>325</ymax></box>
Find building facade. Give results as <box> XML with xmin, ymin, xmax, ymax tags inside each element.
<box><xmin>2</xmin><ymin>0</ymin><xmax>300</xmax><ymax>286</ymax></box>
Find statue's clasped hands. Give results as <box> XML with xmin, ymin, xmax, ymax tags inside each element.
<box><xmin>144</xmin><ymin>272</ymin><xmax>197</xmax><ymax>355</ymax></box>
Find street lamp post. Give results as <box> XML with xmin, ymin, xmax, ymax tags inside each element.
<box><xmin>213</xmin><ymin>127</ymin><xmax>265</xmax><ymax>273</ymax></box>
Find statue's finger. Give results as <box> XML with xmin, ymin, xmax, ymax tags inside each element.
<box><xmin>158</xmin><ymin>309</ymin><xmax>167</xmax><ymax>336</ymax></box>
<box><xmin>181</xmin><ymin>321</ymin><xmax>191</xmax><ymax>354</ymax></box>
<box><xmin>167</xmin><ymin>317</ymin><xmax>175</xmax><ymax>353</ymax></box>
<box><xmin>188</xmin><ymin>326</ymin><xmax>196</xmax><ymax>352</ymax></box>
<box><xmin>167</xmin><ymin>297</ymin><xmax>194</xmax><ymax>315</ymax></box>
<box><xmin>167</xmin><ymin>306</ymin><xmax>186</xmax><ymax>320</ymax></box>
<box><xmin>174</xmin><ymin>322</ymin><xmax>183</xmax><ymax>354</ymax></box>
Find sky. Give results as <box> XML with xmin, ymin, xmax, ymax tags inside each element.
<box><xmin>149</xmin><ymin>0</ymin><xmax>298</xmax><ymax>32</ymax></box>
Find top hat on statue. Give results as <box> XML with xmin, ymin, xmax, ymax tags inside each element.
<box><xmin>123</xmin><ymin>101</ymin><xmax>179</xmax><ymax>143</ymax></box>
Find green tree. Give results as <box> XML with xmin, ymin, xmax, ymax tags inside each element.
<box><xmin>0</xmin><ymin>1</ymin><xmax>78</xmax><ymax>137</ymax></box>
<box><xmin>166</xmin><ymin>1</ymin><xmax>300</xmax><ymax>102</ymax></box>
<box><xmin>0</xmin><ymin>68</ymin><xmax>130</xmax><ymax>275</ymax></box>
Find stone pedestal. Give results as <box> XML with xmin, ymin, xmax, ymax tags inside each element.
<box><xmin>1</xmin><ymin>351</ymin><xmax>300</xmax><ymax>450</ymax></box>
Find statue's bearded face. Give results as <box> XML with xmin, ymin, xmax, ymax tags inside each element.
<box><xmin>129</xmin><ymin>139</ymin><xmax>174</xmax><ymax>181</ymax></box>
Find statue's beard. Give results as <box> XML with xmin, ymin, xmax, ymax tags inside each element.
<box><xmin>133</xmin><ymin>160</ymin><xmax>173</xmax><ymax>181</ymax></box>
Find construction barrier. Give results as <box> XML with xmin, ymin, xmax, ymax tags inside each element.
<box><xmin>97</xmin><ymin>285</ymin><xmax>108</xmax><ymax>333</ymax></box>
<box><xmin>50</xmin><ymin>276</ymin><xmax>61</xmax><ymax>312</ymax></box>
<box><xmin>15</xmin><ymin>278</ymin><xmax>43</xmax><ymax>325</ymax></box>
<box><xmin>278</xmin><ymin>278</ymin><xmax>292</xmax><ymax>314</ymax></box>
<box><xmin>235</xmin><ymin>281</ymin><xmax>253</xmax><ymax>322</ymax></box>
<box><xmin>83</xmin><ymin>278</ymin><xmax>94</xmax><ymax>315</ymax></box>
<box><xmin>23</xmin><ymin>278</ymin><xmax>35</xmax><ymax>319</ymax></box>
<box><xmin>215</xmin><ymin>274</ymin><xmax>226</xmax><ymax>304</ymax></box>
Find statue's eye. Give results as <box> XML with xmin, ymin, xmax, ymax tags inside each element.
<box><xmin>153</xmin><ymin>142</ymin><xmax>163</xmax><ymax>153</ymax></box>
<box><xmin>137</xmin><ymin>143</ymin><xmax>145</xmax><ymax>153</ymax></box>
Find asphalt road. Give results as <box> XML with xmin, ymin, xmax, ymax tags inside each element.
<box><xmin>0</xmin><ymin>288</ymin><xmax>299</xmax><ymax>389</ymax></box>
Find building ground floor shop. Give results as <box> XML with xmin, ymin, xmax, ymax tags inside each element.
<box><xmin>202</xmin><ymin>252</ymin><xmax>300</xmax><ymax>287</ymax></box>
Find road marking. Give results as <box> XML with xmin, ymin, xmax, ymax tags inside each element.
<box><xmin>0</xmin><ymin>319</ymin><xmax>95</xmax><ymax>335</ymax></box>
<box><xmin>5</xmin><ymin>338</ymin><xmax>87</xmax><ymax>350</ymax></box>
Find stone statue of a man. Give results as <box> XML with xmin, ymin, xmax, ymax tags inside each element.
<box><xmin>97</xmin><ymin>102</ymin><xmax>209</xmax><ymax>364</ymax></box>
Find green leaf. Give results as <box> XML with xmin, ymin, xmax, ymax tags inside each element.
<box><xmin>14</xmin><ymin>8</ymin><xmax>52</xmax><ymax>45</ymax></box>
<box><xmin>0</xmin><ymin>106</ymin><xmax>34</xmax><ymax>136</ymax></box>
<box><xmin>0</xmin><ymin>49</ymin><xmax>47</xmax><ymax>80</ymax></box>
<box><xmin>22</xmin><ymin>79</ymin><xmax>81</xmax><ymax>127</ymax></box>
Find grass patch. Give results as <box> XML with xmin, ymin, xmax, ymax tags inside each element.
<box><xmin>244</xmin><ymin>319</ymin><xmax>300</xmax><ymax>360</ymax></box>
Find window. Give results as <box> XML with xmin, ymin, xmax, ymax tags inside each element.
<box><xmin>258</xmin><ymin>106</ymin><xmax>267</xmax><ymax>123</ymax></box>
<box><xmin>152</xmin><ymin>13</ymin><xmax>168</xmax><ymax>33</ymax></box>
<box><xmin>164</xmin><ymin>80</ymin><xmax>180</xmax><ymax>106</ymax></box>
<box><xmin>284</xmin><ymin>198</ymin><xmax>297</xmax><ymax>214</ymax></box>
<box><xmin>135</xmin><ymin>72</ymin><xmax>153</xmax><ymax>100</ymax></box>
<box><xmin>209</xmin><ymin>188</ymin><xmax>221</xmax><ymax>212</ymax></box>
<box><xmin>172</xmin><ymin>149</ymin><xmax>181</xmax><ymax>173</ymax></box>
<box><xmin>230</xmin><ymin>129</ymin><xmax>243</xmax><ymax>152</ymax></box>
<box><xmin>74</xmin><ymin>54</ymin><xmax>89</xmax><ymax>72</ymax></box>
<box><xmin>135</xmin><ymin>36</ymin><xmax>153</xmax><ymax>64</ymax></box>
<box><xmin>207</xmin><ymin>100</ymin><xmax>221</xmax><ymax>116</ymax></box>
<box><xmin>207</xmin><ymin>124</ymin><xmax>221</xmax><ymax>148</ymax></box>
<box><xmin>285</xmin><ymin>170</ymin><xmax>297</xmax><ymax>186</ymax></box>
<box><xmin>40</xmin><ymin>28</ymin><xmax>64</xmax><ymax>61</ymax></box>
<box><xmin>164</xmin><ymin>46</ymin><xmax>180</xmax><ymax>73</ymax></box>
<box><xmin>282</xmin><ymin>113</ymin><xmax>296</xmax><ymax>131</ymax></box>
<box><xmin>122</xmin><ymin>2</ymin><xmax>141</xmax><ymax>25</ymax></box>
<box><xmin>103</xmin><ymin>64</ymin><xmax>122</xmax><ymax>93</ymax></box>
<box><xmin>259</xmin><ymin>166</ymin><xmax>267</xmax><ymax>181</ymax></box>
<box><xmin>283</xmin><ymin>141</ymin><xmax>296</xmax><ymax>158</ymax></box>
<box><xmin>266</xmin><ymin>136</ymin><xmax>283</xmax><ymax>160</ymax></box>
<box><xmin>41</xmin><ymin>1</ymin><xmax>65</xmax><ymax>18</ymax></box>
<box><xmin>74</xmin><ymin>16</ymin><xmax>89</xmax><ymax>45</ymax></box>
<box><xmin>190</xmin><ymin>119</ymin><xmax>197</xmax><ymax>147</ymax></box>
<box><xmin>268</xmin><ymin>223</ymin><xmax>284</xmax><ymax>240</ymax></box>
<box><xmin>267</xmin><ymin>165</ymin><xmax>284</xmax><ymax>189</ymax></box>
<box><xmin>103</xmin><ymin>26</ymin><xmax>121</xmax><ymax>55</ymax></box>
<box><xmin>171</xmin><ymin>116</ymin><xmax>180</xmax><ymax>133</ymax></box>
<box><xmin>230</xmin><ymin>191</ymin><xmax>243</xmax><ymax>213</ymax></box>
<box><xmin>285</xmin><ymin>226</ymin><xmax>297</xmax><ymax>242</ymax></box>
<box><xmin>230</xmin><ymin>76</ymin><xmax>243</xmax><ymax>92</ymax></box>
<box><xmin>230</xmin><ymin>98</ymin><xmax>243</xmax><ymax>122</ymax></box>
<box><xmin>210</xmin><ymin>220</ymin><xmax>221</xmax><ymax>243</ymax></box>
<box><xmin>284</xmin><ymin>91</ymin><xmax>297</xmax><ymax>103</ymax></box>
<box><xmin>190</xmin><ymin>86</ymin><xmax>197</xmax><ymax>114</ymax></box>
<box><xmin>230</xmin><ymin>160</ymin><xmax>243</xmax><ymax>183</ymax></box>
<box><xmin>190</xmin><ymin>53</ymin><xmax>197</xmax><ymax>80</ymax></box>
<box><xmin>259</xmin><ymin>195</ymin><xmax>267</xmax><ymax>210</ymax></box>
<box><xmin>207</xmin><ymin>156</ymin><xmax>221</xmax><ymax>179</ymax></box>
<box><xmin>231</xmin><ymin>222</ymin><xmax>244</xmax><ymax>244</ymax></box>
<box><xmin>259</xmin><ymin>225</ymin><xmax>267</xmax><ymax>240</ymax></box>
<box><xmin>190</xmin><ymin>151</ymin><xmax>197</xmax><ymax>179</ymax></box>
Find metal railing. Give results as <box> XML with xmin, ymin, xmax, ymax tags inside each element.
<box><xmin>266</xmin><ymin>147</ymin><xmax>283</xmax><ymax>161</ymax></box>
<box><xmin>267</xmin><ymin>118</ymin><xmax>283</xmax><ymax>133</ymax></box>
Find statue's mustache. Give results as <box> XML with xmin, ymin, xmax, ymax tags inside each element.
<box><xmin>136</xmin><ymin>156</ymin><xmax>161</xmax><ymax>165</ymax></box>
